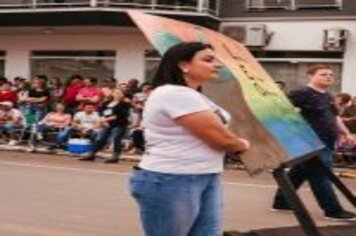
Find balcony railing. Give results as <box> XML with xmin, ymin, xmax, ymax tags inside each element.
<box><xmin>0</xmin><ymin>0</ymin><xmax>219</xmax><ymax>15</ymax></box>
<box><xmin>246</xmin><ymin>0</ymin><xmax>342</xmax><ymax>11</ymax></box>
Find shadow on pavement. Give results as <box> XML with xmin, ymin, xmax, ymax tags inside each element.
<box><xmin>224</xmin><ymin>224</ymin><xmax>356</xmax><ymax>236</ymax></box>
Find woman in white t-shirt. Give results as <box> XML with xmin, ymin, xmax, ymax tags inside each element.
<box><xmin>129</xmin><ymin>42</ymin><xmax>250</xmax><ymax>236</ymax></box>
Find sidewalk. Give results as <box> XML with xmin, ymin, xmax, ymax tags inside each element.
<box><xmin>1</xmin><ymin>143</ymin><xmax>356</xmax><ymax>180</ymax></box>
<box><xmin>224</xmin><ymin>224</ymin><xmax>356</xmax><ymax>236</ymax></box>
<box><xmin>0</xmin><ymin>144</ymin><xmax>141</xmax><ymax>162</ymax></box>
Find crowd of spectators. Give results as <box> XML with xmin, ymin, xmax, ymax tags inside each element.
<box><xmin>1</xmin><ymin>74</ymin><xmax>356</xmax><ymax>163</ymax></box>
<box><xmin>0</xmin><ymin>75</ymin><xmax>152</xmax><ymax>163</ymax></box>
<box><xmin>335</xmin><ymin>93</ymin><xmax>356</xmax><ymax>160</ymax></box>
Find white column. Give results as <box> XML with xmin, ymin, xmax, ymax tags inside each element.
<box><xmin>341</xmin><ymin>49</ymin><xmax>356</xmax><ymax>94</ymax></box>
<box><xmin>197</xmin><ymin>0</ymin><xmax>205</xmax><ymax>12</ymax></box>
<box><xmin>5</xmin><ymin>50</ymin><xmax>30</xmax><ymax>81</ymax></box>
<box><xmin>114</xmin><ymin>49</ymin><xmax>145</xmax><ymax>83</ymax></box>
<box><xmin>90</xmin><ymin>0</ymin><xmax>97</xmax><ymax>7</ymax></box>
<box><xmin>290</xmin><ymin>0</ymin><xmax>296</xmax><ymax>10</ymax></box>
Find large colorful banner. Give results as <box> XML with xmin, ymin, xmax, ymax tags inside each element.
<box><xmin>128</xmin><ymin>11</ymin><xmax>324</xmax><ymax>175</ymax></box>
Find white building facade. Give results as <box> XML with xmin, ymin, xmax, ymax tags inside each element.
<box><xmin>1</xmin><ymin>0</ymin><xmax>355</xmax><ymax>95</ymax></box>
<box><xmin>0</xmin><ymin>0</ymin><xmax>219</xmax><ymax>83</ymax></box>
<box><xmin>0</xmin><ymin>28</ymin><xmax>150</xmax><ymax>82</ymax></box>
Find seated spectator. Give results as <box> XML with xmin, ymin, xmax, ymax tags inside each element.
<box><xmin>0</xmin><ymin>101</ymin><xmax>25</xmax><ymax>145</ymax></box>
<box><xmin>75</xmin><ymin>77</ymin><xmax>102</xmax><ymax>110</ymax></box>
<box><xmin>63</xmin><ymin>74</ymin><xmax>83</xmax><ymax>115</ymax></box>
<box><xmin>0</xmin><ymin>81</ymin><xmax>18</xmax><ymax>105</ymax></box>
<box><xmin>25</xmin><ymin>75</ymin><xmax>50</xmax><ymax>123</ymax></box>
<box><xmin>56</xmin><ymin>103</ymin><xmax>100</xmax><ymax>148</ymax></box>
<box><xmin>79</xmin><ymin>89</ymin><xmax>130</xmax><ymax>163</ymax></box>
<box><xmin>29</xmin><ymin>103</ymin><xmax>71</xmax><ymax>148</ymax></box>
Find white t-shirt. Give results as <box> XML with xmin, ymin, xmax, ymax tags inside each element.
<box><xmin>73</xmin><ymin>111</ymin><xmax>100</xmax><ymax>129</ymax></box>
<box><xmin>139</xmin><ymin>85</ymin><xmax>231</xmax><ymax>174</ymax></box>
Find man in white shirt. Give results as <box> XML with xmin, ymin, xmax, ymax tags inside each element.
<box><xmin>56</xmin><ymin>103</ymin><xmax>100</xmax><ymax>148</ymax></box>
<box><xmin>0</xmin><ymin>101</ymin><xmax>25</xmax><ymax>145</ymax></box>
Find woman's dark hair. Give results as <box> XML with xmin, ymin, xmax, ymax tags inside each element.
<box><xmin>152</xmin><ymin>42</ymin><xmax>213</xmax><ymax>88</ymax></box>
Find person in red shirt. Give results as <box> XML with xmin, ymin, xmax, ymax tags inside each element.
<box><xmin>63</xmin><ymin>74</ymin><xmax>84</xmax><ymax>114</ymax></box>
<box><xmin>75</xmin><ymin>77</ymin><xmax>103</xmax><ymax>110</ymax></box>
<box><xmin>0</xmin><ymin>81</ymin><xmax>18</xmax><ymax>106</ymax></box>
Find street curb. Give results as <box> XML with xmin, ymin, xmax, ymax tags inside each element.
<box><xmin>0</xmin><ymin>144</ymin><xmax>141</xmax><ymax>162</ymax></box>
<box><xmin>2</xmin><ymin>145</ymin><xmax>356</xmax><ymax>178</ymax></box>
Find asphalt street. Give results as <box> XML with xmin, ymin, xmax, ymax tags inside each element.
<box><xmin>0</xmin><ymin>151</ymin><xmax>355</xmax><ymax>236</ymax></box>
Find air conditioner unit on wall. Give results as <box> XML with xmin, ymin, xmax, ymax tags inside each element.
<box><xmin>245</xmin><ymin>25</ymin><xmax>268</xmax><ymax>47</ymax></box>
<box><xmin>221</xmin><ymin>24</ymin><xmax>269</xmax><ymax>47</ymax></box>
<box><xmin>323</xmin><ymin>28</ymin><xmax>348</xmax><ymax>51</ymax></box>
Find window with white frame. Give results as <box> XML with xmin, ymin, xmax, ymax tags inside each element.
<box><xmin>295</xmin><ymin>0</ymin><xmax>342</xmax><ymax>9</ymax></box>
<box><xmin>251</xmin><ymin>50</ymin><xmax>343</xmax><ymax>92</ymax></box>
<box><xmin>246</xmin><ymin>0</ymin><xmax>342</xmax><ymax>11</ymax></box>
<box><xmin>246</xmin><ymin>0</ymin><xmax>293</xmax><ymax>10</ymax></box>
<box><xmin>261</xmin><ymin>61</ymin><xmax>341</xmax><ymax>92</ymax></box>
<box><xmin>30</xmin><ymin>50</ymin><xmax>115</xmax><ymax>83</ymax></box>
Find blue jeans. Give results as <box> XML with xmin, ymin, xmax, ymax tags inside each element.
<box><xmin>92</xmin><ymin>126</ymin><xmax>126</xmax><ymax>155</ymax></box>
<box><xmin>129</xmin><ymin>169</ymin><xmax>222</xmax><ymax>236</ymax></box>
<box><xmin>273</xmin><ymin>148</ymin><xmax>343</xmax><ymax>215</ymax></box>
<box><xmin>0</xmin><ymin>123</ymin><xmax>23</xmax><ymax>135</ymax></box>
<box><xmin>57</xmin><ymin>127</ymin><xmax>74</xmax><ymax>145</ymax></box>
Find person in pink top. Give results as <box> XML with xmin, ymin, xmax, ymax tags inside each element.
<box><xmin>76</xmin><ymin>77</ymin><xmax>103</xmax><ymax>110</ymax></box>
<box><xmin>63</xmin><ymin>75</ymin><xmax>84</xmax><ymax>114</ymax></box>
<box><xmin>29</xmin><ymin>102</ymin><xmax>72</xmax><ymax>148</ymax></box>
